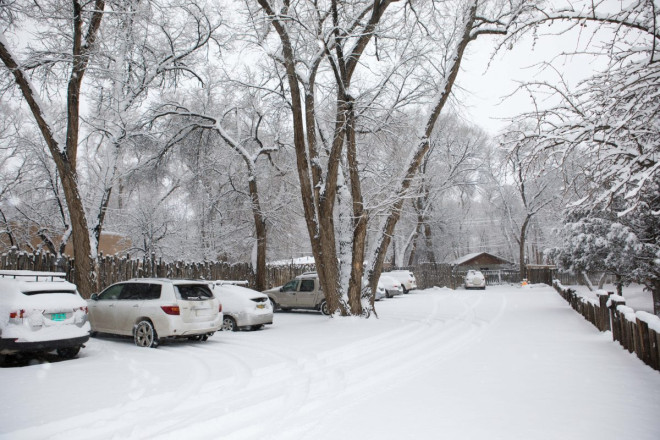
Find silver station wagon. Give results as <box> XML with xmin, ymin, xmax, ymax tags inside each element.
<box><xmin>88</xmin><ymin>279</ymin><xmax>222</xmax><ymax>347</ymax></box>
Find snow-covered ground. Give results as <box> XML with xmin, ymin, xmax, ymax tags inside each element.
<box><xmin>2</xmin><ymin>285</ymin><xmax>659</xmax><ymax>440</ymax></box>
<box><xmin>564</xmin><ymin>283</ymin><xmax>654</xmax><ymax>314</ymax></box>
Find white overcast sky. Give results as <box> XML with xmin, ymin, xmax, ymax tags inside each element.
<box><xmin>455</xmin><ymin>22</ymin><xmax>610</xmax><ymax>135</ymax></box>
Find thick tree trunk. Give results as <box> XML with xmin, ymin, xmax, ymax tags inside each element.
<box><xmin>60</xmin><ymin>169</ymin><xmax>95</xmax><ymax>297</ymax></box>
<box><xmin>519</xmin><ymin>216</ymin><xmax>530</xmax><ymax>280</ymax></box>
<box><xmin>345</xmin><ymin>100</ymin><xmax>368</xmax><ymax>315</ymax></box>
<box><xmin>424</xmin><ymin>222</ymin><xmax>436</xmax><ymax>263</ymax></box>
<box><xmin>248</xmin><ymin>179</ymin><xmax>268</xmax><ymax>292</ymax></box>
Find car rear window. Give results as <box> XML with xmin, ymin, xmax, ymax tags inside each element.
<box><xmin>21</xmin><ymin>289</ymin><xmax>77</xmax><ymax>296</ymax></box>
<box><xmin>176</xmin><ymin>285</ymin><xmax>214</xmax><ymax>301</ymax></box>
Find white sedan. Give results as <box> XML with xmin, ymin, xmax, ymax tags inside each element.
<box><xmin>212</xmin><ymin>282</ymin><xmax>273</xmax><ymax>331</ymax></box>
<box><xmin>378</xmin><ymin>275</ymin><xmax>404</xmax><ymax>298</ymax></box>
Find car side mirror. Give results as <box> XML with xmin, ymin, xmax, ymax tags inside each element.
<box><xmin>90</xmin><ymin>293</ymin><xmax>99</xmax><ymax>301</ymax></box>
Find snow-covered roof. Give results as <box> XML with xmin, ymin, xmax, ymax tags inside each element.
<box><xmin>450</xmin><ymin>253</ymin><xmax>482</xmax><ymax>265</ymax></box>
<box><xmin>450</xmin><ymin>252</ymin><xmax>512</xmax><ymax>266</ymax></box>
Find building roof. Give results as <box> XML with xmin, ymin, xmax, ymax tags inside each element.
<box><xmin>450</xmin><ymin>252</ymin><xmax>513</xmax><ymax>266</ymax></box>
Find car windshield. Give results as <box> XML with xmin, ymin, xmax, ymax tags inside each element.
<box><xmin>176</xmin><ymin>285</ymin><xmax>214</xmax><ymax>300</ymax></box>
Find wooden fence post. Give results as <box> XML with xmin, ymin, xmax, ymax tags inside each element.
<box><xmin>636</xmin><ymin>318</ymin><xmax>652</xmax><ymax>366</ymax></box>
<box><xmin>608</xmin><ymin>297</ymin><xmax>626</xmax><ymax>346</ymax></box>
<box><xmin>597</xmin><ymin>293</ymin><xmax>611</xmax><ymax>332</ymax></box>
<box><xmin>630</xmin><ymin>319</ymin><xmax>638</xmax><ymax>354</ymax></box>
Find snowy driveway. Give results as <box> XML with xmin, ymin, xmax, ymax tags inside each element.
<box><xmin>2</xmin><ymin>285</ymin><xmax>659</xmax><ymax>439</ymax></box>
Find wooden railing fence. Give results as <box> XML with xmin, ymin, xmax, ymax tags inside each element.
<box><xmin>553</xmin><ymin>281</ymin><xmax>660</xmax><ymax>372</ymax></box>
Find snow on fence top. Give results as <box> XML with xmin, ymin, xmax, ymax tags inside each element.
<box><xmin>635</xmin><ymin>311</ymin><xmax>660</xmax><ymax>333</ymax></box>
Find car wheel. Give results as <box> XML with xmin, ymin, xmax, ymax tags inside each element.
<box><xmin>221</xmin><ymin>316</ymin><xmax>237</xmax><ymax>332</ymax></box>
<box><xmin>319</xmin><ymin>300</ymin><xmax>330</xmax><ymax>316</ymax></box>
<box><xmin>134</xmin><ymin>320</ymin><xmax>159</xmax><ymax>348</ymax></box>
<box><xmin>385</xmin><ymin>291</ymin><xmax>391</xmax><ymax>299</ymax></box>
<box><xmin>402</xmin><ymin>287</ymin><xmax>409</xmax><ymax>294</ymax></box>
<box><xmin>269</xmin><ymin>299</ymin><xmax>278</xmax><ymax>311</ymax></box>
<box><xmin>57</xmin><ymin>346</ymin><xmax>81</xmax><ymax>359</ymax></box>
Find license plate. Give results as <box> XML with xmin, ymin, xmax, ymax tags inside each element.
<box><xmin>51</xmin><ymin>313</ymin><xmax>67</xmax><ymax>321</ymax></box>
<box><xmin>257</xmin><ymin>304</ymin><xmax>265</xmax><ymax>309</ymax></box>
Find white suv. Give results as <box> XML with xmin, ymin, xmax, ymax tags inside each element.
<box><xmin>464</xmin><ymin>270</ymin><xmax>486</xmax><ymax>290</ymax></box>
<box><xmin>88</xmin><ymin>279</ymin><xmax>222</xmax><ymax>347</ymax></box>
<box><xmin>0</xmin><ymin>270</ymin><xmax>90</xmax><ymax>360</ymax></box>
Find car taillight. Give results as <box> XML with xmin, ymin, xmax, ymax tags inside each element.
<box><xmin>161</xmin><ymin>305</ymin><xmax>180</xmax><ymax>315</ymax></box>
<box><xmin>218</xmin><ymin>303</ymin><xmax>223</xmax><ymax>313</ymax></box>
<box><xmin>9</xmin><ymin>309</ymin><xmax>26</xmax><ymax>319</ymax></box>
<box><xmin>77</xmin><ymin>306</ymin><xmax>88</xmax><ymax>314</ymax></box>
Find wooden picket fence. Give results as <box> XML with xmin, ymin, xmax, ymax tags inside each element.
<box><xmin>553</xmin><ymin>281</ymin><xmax>660</xmax><ymax>371</ymax></box>
<box><xmin>0</xmin><ymin>248</ymin><xmax>314</xmax><ymax>295</ymax></box>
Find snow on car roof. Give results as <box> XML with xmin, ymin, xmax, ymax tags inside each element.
<box><xmin>0</xmin><ymin>271</ymin><xmax>78</xmax><ymax>296</ymax></box>
<box><xmin>0</xmin><ymin>270</ymin><xmax>68</xmax><ymax>281</ymax></box>
<box><xmin>214</xmin><ymin>283</ymin><xmax>266</xmax><ymax>298</ymax></box>
<box><xmin>213</xmin><ymin>280</ymin><xmax>249</xmax><ymax>286</ymax></box>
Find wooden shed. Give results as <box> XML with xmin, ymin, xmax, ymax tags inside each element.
<box><xmin>451</xmin><ymin>252</ymin><xmax>513</xmax><ymax>271</ymax></box>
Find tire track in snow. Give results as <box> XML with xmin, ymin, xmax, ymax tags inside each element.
<box><xmin>153</xmin><ymin>290</ymin><xmax>507</xmax><ymax>439</ymax></box>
